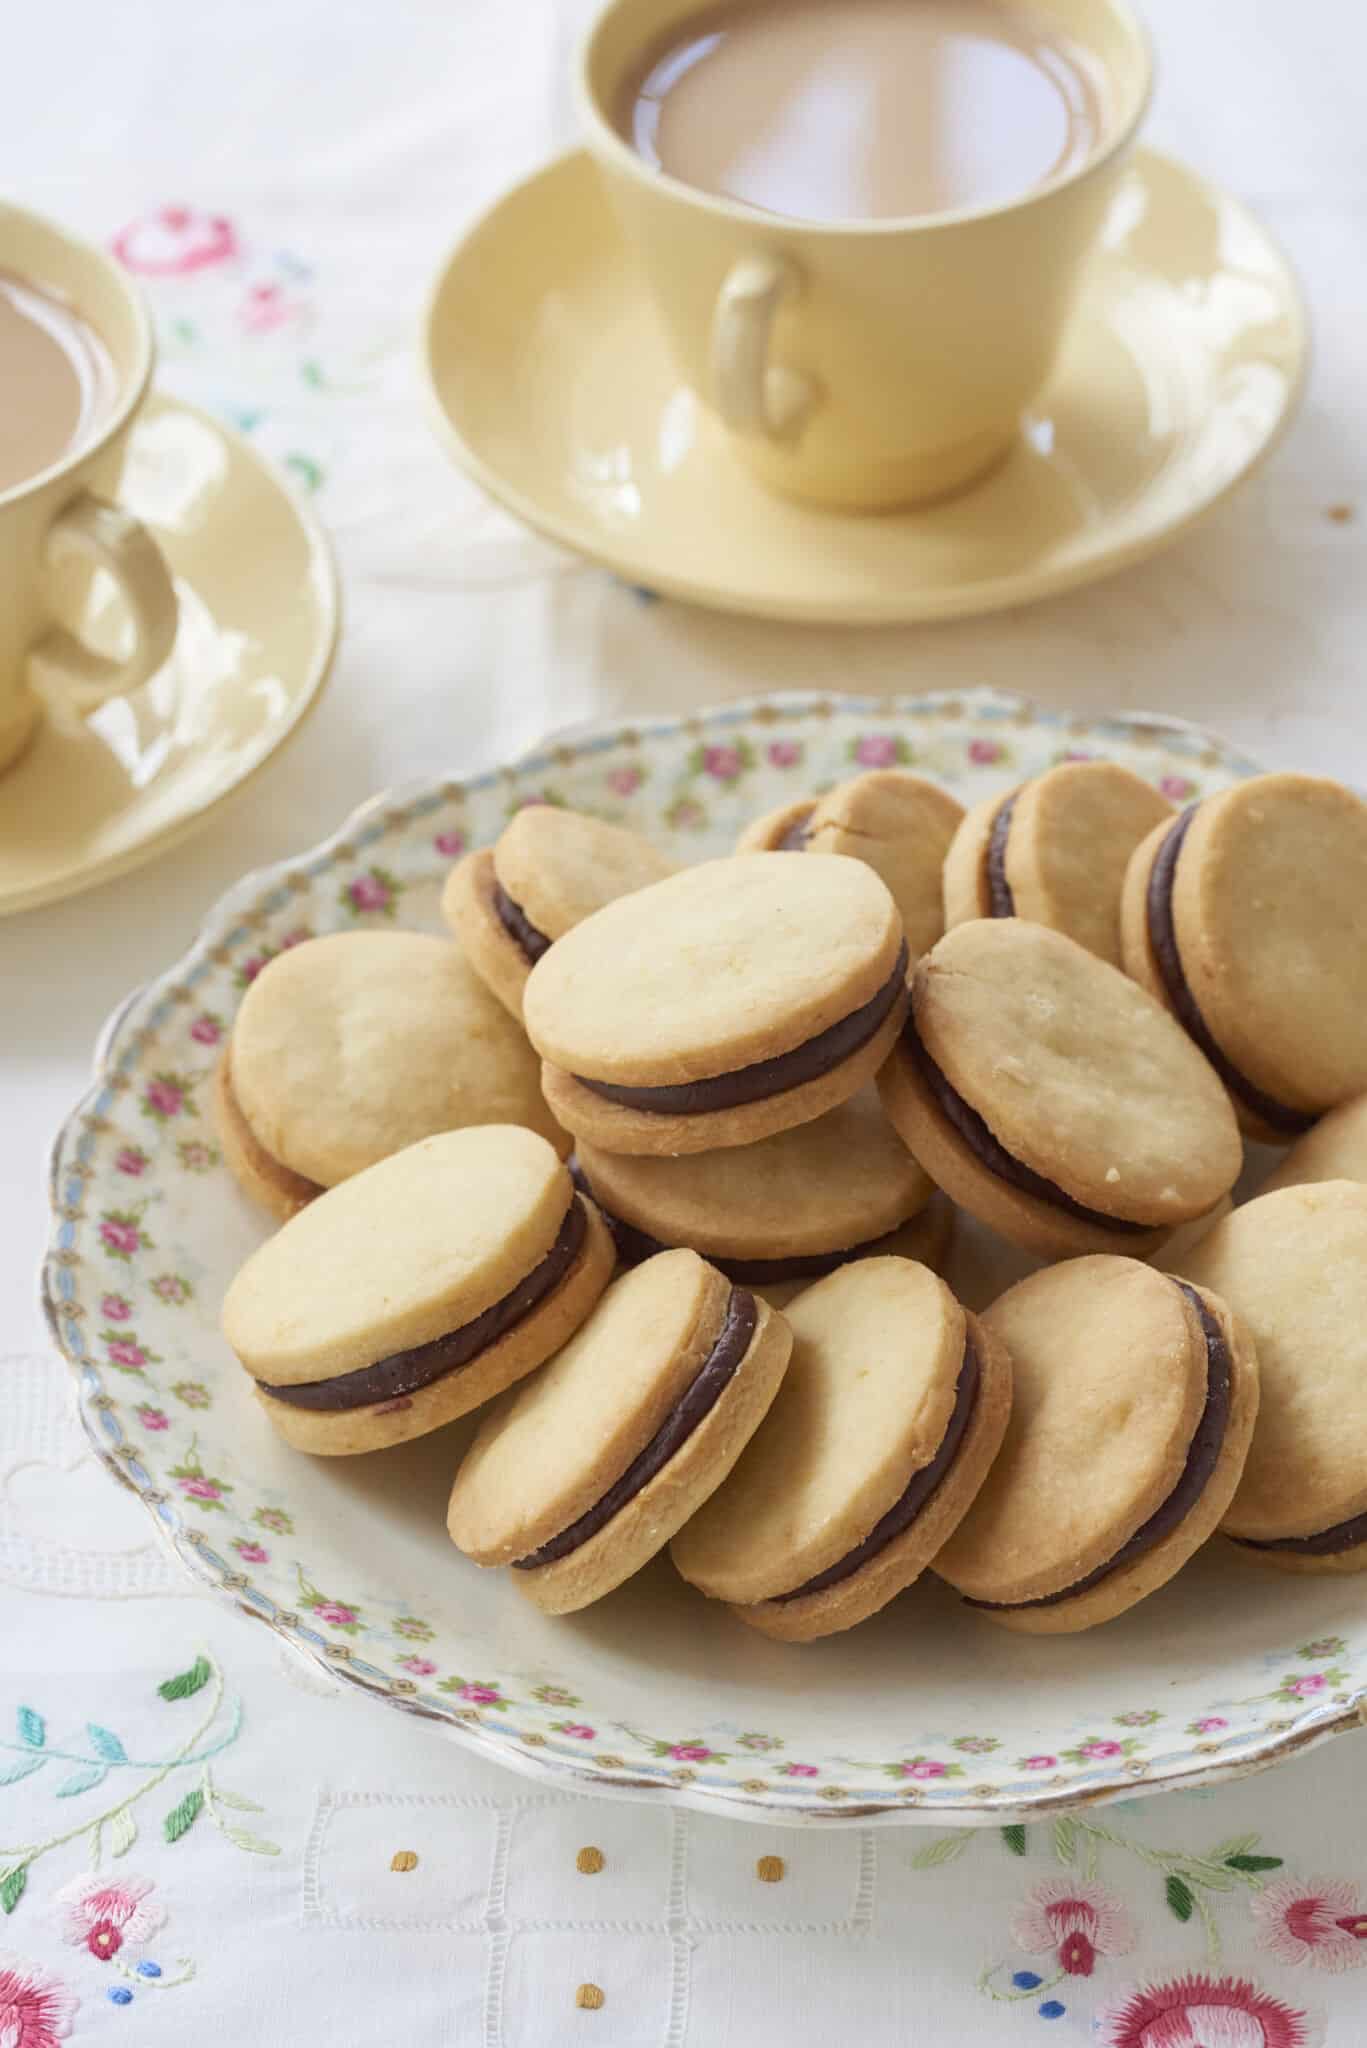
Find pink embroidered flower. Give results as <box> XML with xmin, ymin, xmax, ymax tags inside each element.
<box><xmin>952</xmin><ymin>1736</ymin><xmax>1000</xmax><ymax>1755</ymax></box>
<box><xmin>433</xmin><ymin>829</ymin><xmax>466</xmax><ymax>859</ymax></box>
<box><xmin>57</xmin><ymin>1871</ymin><xmax>165</xmax><ymax>1962</ymax></box>
<box><xmin>1300</xmin><ymin>1638</ymin><xmax>1346</xmax><ymax>1660</ymax></box>
<box><xmin>106</xmin><ymin>1338</ymin><xmax>149</xmax><ymax>1372</ymax></box>
<box><xmin>239</xmin><ymin>954</ymin><xmax>269</xmax><ymax>985</ymax></box>
<box><xmin>112</xmin><ymin>205</ymin><xmax>238</xmax><ymax>277</ymax></box>
<box><xmin>1160</xmin><ymin>774</ymin><xmax>1197</xmax><ymax>802</ymax></box>
<box><xmin>1021</xmin><ymin>1755</ymin><xmax>1058</xmax><ymax>1771</ymax></box>
<box><xmin>532</xmin><ymin>1685</ymin><xmax>577</xmax><ymax>1707</ymax></box>
<box><xmin>1287</xmin><ymin>1673</ymin><xmax>1328</xmax><ymax>1697</ymax></box>
<box><xmin>114</xmin><ymin>1146</ymin><xmax>148</xmax><ymax>1178</ymax></box>
<box><xmin>233</xmin><ymin>1539</ymin><xmax>270</xmax><ymax>1564</ymax></box>
<box><xmin>768</xmin><ymin>739</ymin><xmax>802</xmax><ymax>769</ymax></box>
<box><xmin>143</xmin><ymin>1077</ymin><xmax>185</xmax><ymax>1119</ymax></box>
<box><xmin>736</xmin><ymin>1733</ymin><xmax>781</xmax><ymax>1753</ymax></box>
<box><xmin>1252</xmin><ymin>1875</ymin><xmax>1367</xmax><ymax>1972</ymax></box>
<box><xmin>854</xmin><ymin>734</ymin><xmax>900</xmax><ymax>769</ymax></box>
<box><xmin>607</xmin><ymin>764</ymin><xmax>644</xmax><ymax>797</ymax></box>
<box><xmin>393</xmin><ymin>1615</ymin><xmax>434</xmax><ymax>1642</ymax></box>
<box><xmin>0</xmin><ymin>1957</ymin><xmax>78</xmax><ymax>2045</ymax></box>
<box><xmin>100</xmin><ymin>1218</ymin><xmax>141</xmax><ymax>1257</ymax></box>
<box><xmin>669</xmin><ymin>1743</ymin><xmax>713</xmax><ymax>1762</ymax></box>
<box><xmin>1193</xmin><ymin>1715</ymin><xmax>1229</xmax><ymax>1734</ymax></box>
<box><xmin>101</xmin><ymin>1293</ymin><xmax>132</xmax><ymax>1322</ymax></box>
<box><xmin>702</xmin><ymin>744</ymin><xmax>744</xmax><ymax>783</ymax></box>
<box><xmin>1079</xmin><ymin>1738</ymin><xmax>1124</xmax><ymax>1760</ymax></box>
<box><xmin>1097</xmin><ymin>1972</ymin><xmax>1321</xmax><ymax>2048</ymax></box>
<box><xmin>281</xmin><ymin>927</ymin><xmax>311</xmax><ymax>951</ymax></box>
<box><xmin>1011</xmin><ymin>1876</ymin><xmax>1136</xmax><ymax>1978</ymax></box>
<box><xmin>254</xmin><ymin>1507</ymin><xmax>292</xmax><ymax>1535</ymax></box>
<box><xmin>779</xmin><ymin>1762</ymin><xmax>819</xmax><ymax>1778</ymax></box>
<box><xmin>458</xmin><ymin>1682</ymin><xmax>501</xmax><ymax>1706</ymax></box>
<box><xmin>240</xmin><ymin>280</ymin><xmax>308</xmax><ymax>335</ymax></box>
<box><xmin>398</xmin><ymin>1655</ymin><xmax>437</xmax><ymax>1677</ymax></box>
<box><xmin>1061</xmin><ymin>748</ymin><xmax>1093</xmax><ymax>763</ymax></box>
<box><xmin>177</xmin><ymin>1139</ymin><xmax>217</xmax><ymax>1172</ymax></box>
<box><xmin>171</xmin><ymin>1381</ymin><xmax>211</xmax><ymax>1409</ymax></box>
<box><xmin>136</xmin><ymin>1405</ymin><xmax>169</xmax><ymax>1431</ymax></box>
<box><xmin>151</xmin><ymin>1273</ymin><xmax>192</xmax><ymax>1305</ymax></box>
<box><xmin>968</xmin><ymin>737</ymin><xmax>1004</xmax><ymax>765</ymax></box>
<box><xmin>190</xmin><ymin>1013</ymin><xmax>222</xmax><ymax>1045</ymax></box>
<box><xmin>899</xmin><ymin>1758</ymin><xmax>948</xmax><ymax>1781</ymax></box>
<box><xmin>667</xmin><ymin>799</ymin><xmax>705</xmax><ymax>831</ymax></box>
<box><xmin>313</xmin><ymin>1601</ymin><xmax>357</xmax><ymax>1627</ymax></box>
<box><xmin>180</xmin><ymin>1477</ymin><xmax>222</xmax><ymax>1502</ymax></box>
<box><xmin>347</xmin><ymin>873</ymin><xmax>392</xmax><ymax>914</ymax></box>
<box><xmin>1116</xmin><ymin>1710</ymin><xmax>1162</xmax><ymax>1727</ymax></box>
<box><xmin>555</xmin><ymin>1722</ymin><xmax>595</xmax><ymax>1740</ymax></box>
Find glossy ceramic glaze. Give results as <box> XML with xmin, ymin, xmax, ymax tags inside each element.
<box><xmin>0</xmin><ymin>395</ymin><xmax>339</xmax><ymax>917</ymax></box>
<box><xmin>42</xmin><ymin>689</ymin><xmax>1367</xmax><ymax>1828</ymax></box>
<box><xmin>422</xmin><ymin>148</ymin><xmax>1306</xmax><ymax>622</ymax></box>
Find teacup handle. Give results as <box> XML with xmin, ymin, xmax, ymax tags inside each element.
<box><xmin>710</xmin><ymin>255</ymin><xmax>819</xmax><ymax>441</ymax></box>
<box><xmin>31</xmin><ymin>491</ymin><xmax>179</xmax><ymax>716</ymax></box>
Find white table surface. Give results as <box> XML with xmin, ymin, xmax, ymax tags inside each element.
<box><xmin>4</xmin><ymin>1</ymin><xmax>1367</xmax><ymax>2041</ymax></box>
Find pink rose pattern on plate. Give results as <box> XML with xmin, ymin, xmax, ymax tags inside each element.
<box><xmin>47</xmin><ymin>692</ymin><xmax>1350</xmax><ymax>1807</ymax></box>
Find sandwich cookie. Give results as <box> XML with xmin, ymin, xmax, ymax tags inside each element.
<box><xmin>221</xmin><ymin>1126</ymin><xmax>614</xmax><ymax>1454</ymax></box>
<box><xmin>1261</xmin><ymin>1093</ymin><xmax>1367</xmax><ymax>1196</ymax></box>
<box><xmin>671</xmin><ymin>1259</ymin><xmax>1011</xmax><ymax>1640</ymax></box>
<box><xmin>570</xmin><ymin>1087</ymin><xmax>937</xmax><ymax>1292</ymax></box>
<box><xmin>214</xmin><ymin>931</ymin><xmax>567</xmax><ymax>1222</ymax></box>
<box><xmin>879</xmin><ymin>920</ymin><xmax>1242</xmax><ymax>1259</ymax></box>
<box><xmin>944</xmin><ymin>761</ymin><xmax>1172</xmax><ymax>967</ymax></box>
<box><xmin>442</xmin><ymin>805</ymin><xmax>675</xmax><ymax>1018</ymax></box>
<box><xmin>1176</xmin><ymin>1182</ymin><xmax>1367</xmax><ymax>1572</ymax></box>
<box><xmin>934</xmin><ymin>1256</ymin><xmax>1258</xmax><ymax>1633</ymax></box>
<box><xmin>1122</xmin><ymin>773</ymin><xmax>1367</xmax><ymax>1140</ymax></box>
<box><xmin>525</xmin><ymin>853</ymin><xmax>909</xmax><ymax>1156</ymax></box>
<box><xmin>447</xmin><ymin>1249</ymin><xmax>792</xmax><ymax>1612</ymax></box>
<box><xmin>740</xmin><ymin>770</ymin><xmax>964</xmax><ymax>959</ymax></box>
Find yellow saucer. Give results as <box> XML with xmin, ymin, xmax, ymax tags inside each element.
<box><xmin>423</xmin><ymin>148</ymin><xmax>1306</xmax><ymax>624</ymax></box>
<box><xmin>0</xmin><ymin>396</ymin><xmax>338</xmax><ymax>917</ymax></box>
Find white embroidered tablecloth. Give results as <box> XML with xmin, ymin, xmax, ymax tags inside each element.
<box><xmin>4</xmin><ymin>0</ymin><xmax>1367</xmax><ymax>2041</ymax></box>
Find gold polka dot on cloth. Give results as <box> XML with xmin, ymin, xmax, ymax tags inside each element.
<box><xmin>757</xmin><ymin>1854</ymin><xmax>786</xmax><ymax>1884</ymax></box>
<box><xmin>575</xmin><ymin>1982</ymin><xmax>606</xmax><ymax>2010</ymax></box>
<box><xmin>389</xmin><ymin>1849</ymin><xmax>418</xmax><ymax>1872</ymax></box>
<box><xmin>576</xmin><ymin>1845</ymin><xmax>605</xmax><ymax>1874</ymax></box>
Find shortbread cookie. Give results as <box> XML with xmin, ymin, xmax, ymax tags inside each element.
<box><xmin>221</xmin><ymin>1127</ymin><xmax>613</xmax><ymax>1454</ymax></box>
<box><xmin>215</xmin><ymin>931</ymin><xmax>567</xmax><ymax>1220</ymax></box>
<box><xmin>741</xmin><ymin>771</ymin><xmax>963</xmax><ymax>959</ymax></box>
<box><xmin>755</xmin><ymin>1196</ymin><xmax>956</xmax><ymax>1311</ymax></box>
<box><xmin>1122</xmin><ymin>773</ymin><xmax>1367</xmax><ymax>1139</ymax></box>
<box><xmin>935</xmin><ymin>1256</ymin><xmax>1258</xmax><ymax>1632</ymax></box>
<box><xmin>1260</xmin><ymin>1093</ymin><xmax>1367</xmax><ymax>1195</ymax></box>
<box><xmin>442</xmin><ymin>806</ymin><xmax>675</xmax><ymax>1017</ymax></box>
<box><xmin>672</xmin><ymin>1260</ymin><xmax>1011</xmax><ymax>1640</ymax></box>
<box><xmin>878</xmin><ymin>920</ymin><xmax>1242</xmax><ymax>1258</ymax></box>
<box><xmin>571</xmin><ymin>1087</ymin><xmax>933</xmax><ymax>1287</ymax></box>
<box><xmin>526</xmin><ymin>853</ymin><xmax>909</xmax><ymax>1155</ymax></box>
<box><xmin>1176</xmin><ymin>1182</ymin><xmax>1367</xmax><ymax>1572</ymax></box>
<box><xmin>944</xmin><ymin>762</ymin><xmax>1171</xmax><ymax>967</ymax></box>
<box><xmin>447</xmin><ymin>1250</ymin><xmax>792</xmax><ymax>1612</ymax></box>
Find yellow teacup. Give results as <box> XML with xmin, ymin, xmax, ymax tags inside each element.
<box><xmin>0</xmin><ymin>203</ymin><xmax>178</xmax><ymax>776</ymax></box>
<box><xmin>577</xmin><ymin>0</ymin><xmax>1152</xmax><ymax>511</ymax></box>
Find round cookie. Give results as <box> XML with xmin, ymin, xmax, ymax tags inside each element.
<box><xmin>740</xmin><ymin>771</ymin><xmax>963</xmax><ymax>960</ymax></box>
<box><xmin>1121</xmin><ymin>773</ymin><xmax>1367</xmax><ymax>1140</ymax></box>
<box><xmin>571</xmin><ymin>1087</ymin><xmax>934</xmax><ymax>1287</ymax></box>
<box><xmin>221</xmin><ymin>1126</ymin><xmax>614</xmax><ymax>1455</ymax></box>
<box><xmin>525</xmin><ymin>853</ymin><xmax>909</xmax><ymax>1156</ymax></box>
<box><xmin>442</xmin><ymin>806</ymin><xmax>675</xmax><ymax>1017</ymax></box>
<box><xmin>447</xmin><ymin>1249</ymin><xmax>792</xmax><ymax>1613</ymax></box>
<box><xmin>934</xmin><ymin>1256</ymin><xmax>1258</xmax><ymax>1633</ymax></box>
<box><xmin>671</xmin><ymin>1259</ymin><xmax>1012</xmax><ymax>1640</ymax></box>
<box><xmin>1260</xmin><ymin>1092</ymin><xmax>1367</xmax><ymax>1195</ymax></box>
<box><xmin>1175</xmin><ymin>1182</ymin><xmax>1367</xmax><ymax>1572</ymax></box>
<box><xmin>944</xmin><ymin>762</ymin><xmax>1172</xmax><ymax>967</ymax></box>
<box><xmin>214</xmin><ymin>931</ymin><xmax>568</xmax><ymax>1221</ymax></box>
<box><xmin>878</xmin><ymin>920</ymin><xmax>1243</xmax><ymax>1259</ymax></box>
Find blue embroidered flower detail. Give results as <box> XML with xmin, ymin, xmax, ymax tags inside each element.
<box><xmin>108</xmin><ymin>1985</ymin><xmax>134</xmax><ymax>2005</ymax></box>
<box><xmin>1012</xmin><ymin>1971</ymin><xmax>1043</xmax><ymax>1990</ymax></box>
<box><xmin>1039</xmin><ymin>2000</ymin><xmax>1065</xmax><ymax>2019</ymax></box>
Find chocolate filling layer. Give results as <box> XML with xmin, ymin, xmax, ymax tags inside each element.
<box><xmin>968</xmin><ymin>1281</ymin><xmax>1232</xmax><ymax>1611</ymax></box>
<box><xmin>1145</xmin><ymin>807</ymin><xmax>1313</xmax><ymax>1137</ymax></box>
<box><xmin>1233</xmin><ymin>1508</ymin><xmax>1367</xmax><ymax>1558</ymax></box>
<box><xmin>569</xmin><ymin>1157</ymin><xmax>914</xmax><ymax>1285</ymax></box>
<box><xmin>493</xmin><ymin>880</ymin><xmax>552</xmax><ymax>966</ymax></box>
<box><xmin>577</xmin><ymin>943</ymin><xmax>908</xmax><ymax>1117</ymax></box>
<box><xmin>776</xmin><ymin>811</ymin><xmax>815</xmax><ymax>852</ymax></box>
<box><xmin>258</xmin><ymin>1199</ymin><xmax>587</xmax><ymax>1412</ymax></box>
<box><xmin>904</xmin><ymin>1012</ymin><xmax>1149</xmax><ymax>1235</ymax></box>
<box><xmin>512</xmin><ymin>1287</ymin><xmax>758</xmax><ymax>1569</ymax></box>
<box><xmin>985</xmin><ymin>794</ymin><xmax>1018</xmax><ymax>917</ymax></box>
<box><xmin>772</xmin><ymin>1334</ymin><xmax>980</xmax><ymax>1604</ymax></box>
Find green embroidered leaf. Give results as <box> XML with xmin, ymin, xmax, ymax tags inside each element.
<box><xmin>1052</xmin><ymin>1818</ymin><xmax>1078</xmax><ymax>1865</ymax></box>
<box><xmin>1208</xmin><ymin>1834</ymin><xmax>1260</xmax><ymax>1862</ymax></box>
<box><xmin>1181</xmin><ymin>1862</ymin><xmax>1236</xmax><ymax>1892</ymax></box>
<box><xmin>110</xmin><ymin>1806</ymin><xmax>137</xmax><ymax>1857</ymax></box>
<box><xmin>87</xmin><ymin>1723</ymin><xmax>127</xmax><ymax>1763</ymax></box>
<box><xmin>221</xmin><ymin>1825</ymin><xmax>281</xmax><ymax>1857</ymax></box>
<box><xmin>911</xmin><ymin>1834</ymin><xmax>971</xmax><ymax>1870</ymax></box>
<box><xmin>1001</xmin><ymin>1824</ymin><xmax>1027</xmax><ymax>1856</ymax></box>
<box><xmin>0</xmin><ymin>1753</ymin><xmax>45</xmax><ymax>1787</ymax></box>
<box><xmin>164</xmin><ymin>1787</ymin><xmax>204</xmax><ymax>1842</ymax></box>
<box><xmin>56</xmin><ymin>1763</ymin><xmax>108</xmax><ymax>1798</ymax></box>
<box><xmin>0</xmin><ymin>1865</ymin><xmax>27</xmax><ymax>1915</ymax></box>
<box><xmin>1166</xmin><ymin>1874</ymin><xmax>1195</xmax><ymax>1922</ymax></box>
<box><xmin>1225</xmin><ymin>1853</ymin><xmax>1283</xmax><ymax>1872</ymax></box>
<box><xmin>16</xmin><ymin>1707</ymin><xmax>44</xmax><ymax>1748</ymax></box>
<box><xmin>211</xmin><ymin>1785</ymin><xmax>263</xmax><ymax>1813</ymax></box>
<box><xmin>158</xmin><ymin>1656</ymin><xmax>212</xmax><ymax>1702</ymax></box>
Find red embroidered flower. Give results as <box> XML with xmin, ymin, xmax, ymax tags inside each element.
<box><xmin>433</xmin><ymin>829</ymin><xmax>466</xmax><ymax>858</ymax></box>
<box><xmin>190</xmin><ymin>1014</ymin><xmax>222</xmax><ymax>1045</ymax></box>
<box><xmin>554</xmin><ymin>1722</ymin><xmax>595</xmax><ymax>1740</ymax></box>
<box><xmin>57</xmin><ymin>1872</ymin><xmax>165</xmax><ymax>1961</ymax></box>
<box><xmin>1098</xmin><ymin>1972</ymin><xmax>1322</xmax><ymax>2046</ymax></box>
<box><xmin>100</xmin><ymin>1293</ymin><xmax>131</xmax><ymax>1322</ymax></box>
<box><xmin>669</xmin><ymin>1742</ymin><xmax>712</xmax><ymax>1762</ymax></box>
<box><xmin>0</xmin><ymin>1957</ymin><xmax>78</xmax><ymax>2045</ymax></box>
<box><xmin>114</xmin><ymin>1146</ymin><xmax>149</xmax><ymax>1177</ymax></box>
<box><xmin>1011</xmin><ymin>1876</ymin><xmax>1136</xmax><ymax>1977</ymax></box>
<box><xmin>1252</xmin><ymin>1875</ymin><xmax>1367</xmax><ymax>1972</ymax></box>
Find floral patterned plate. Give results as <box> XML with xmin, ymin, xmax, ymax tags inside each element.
<box><xmin>41</xmin><ymin>689</ymin><xmax>1367</xmax><ymax>1828</ymax></box>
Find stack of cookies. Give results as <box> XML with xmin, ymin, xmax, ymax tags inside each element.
<box><xmin>216</xmin><ymin>757</ymin><xmax>1367</xmax><ymax>1642</ymax></box>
